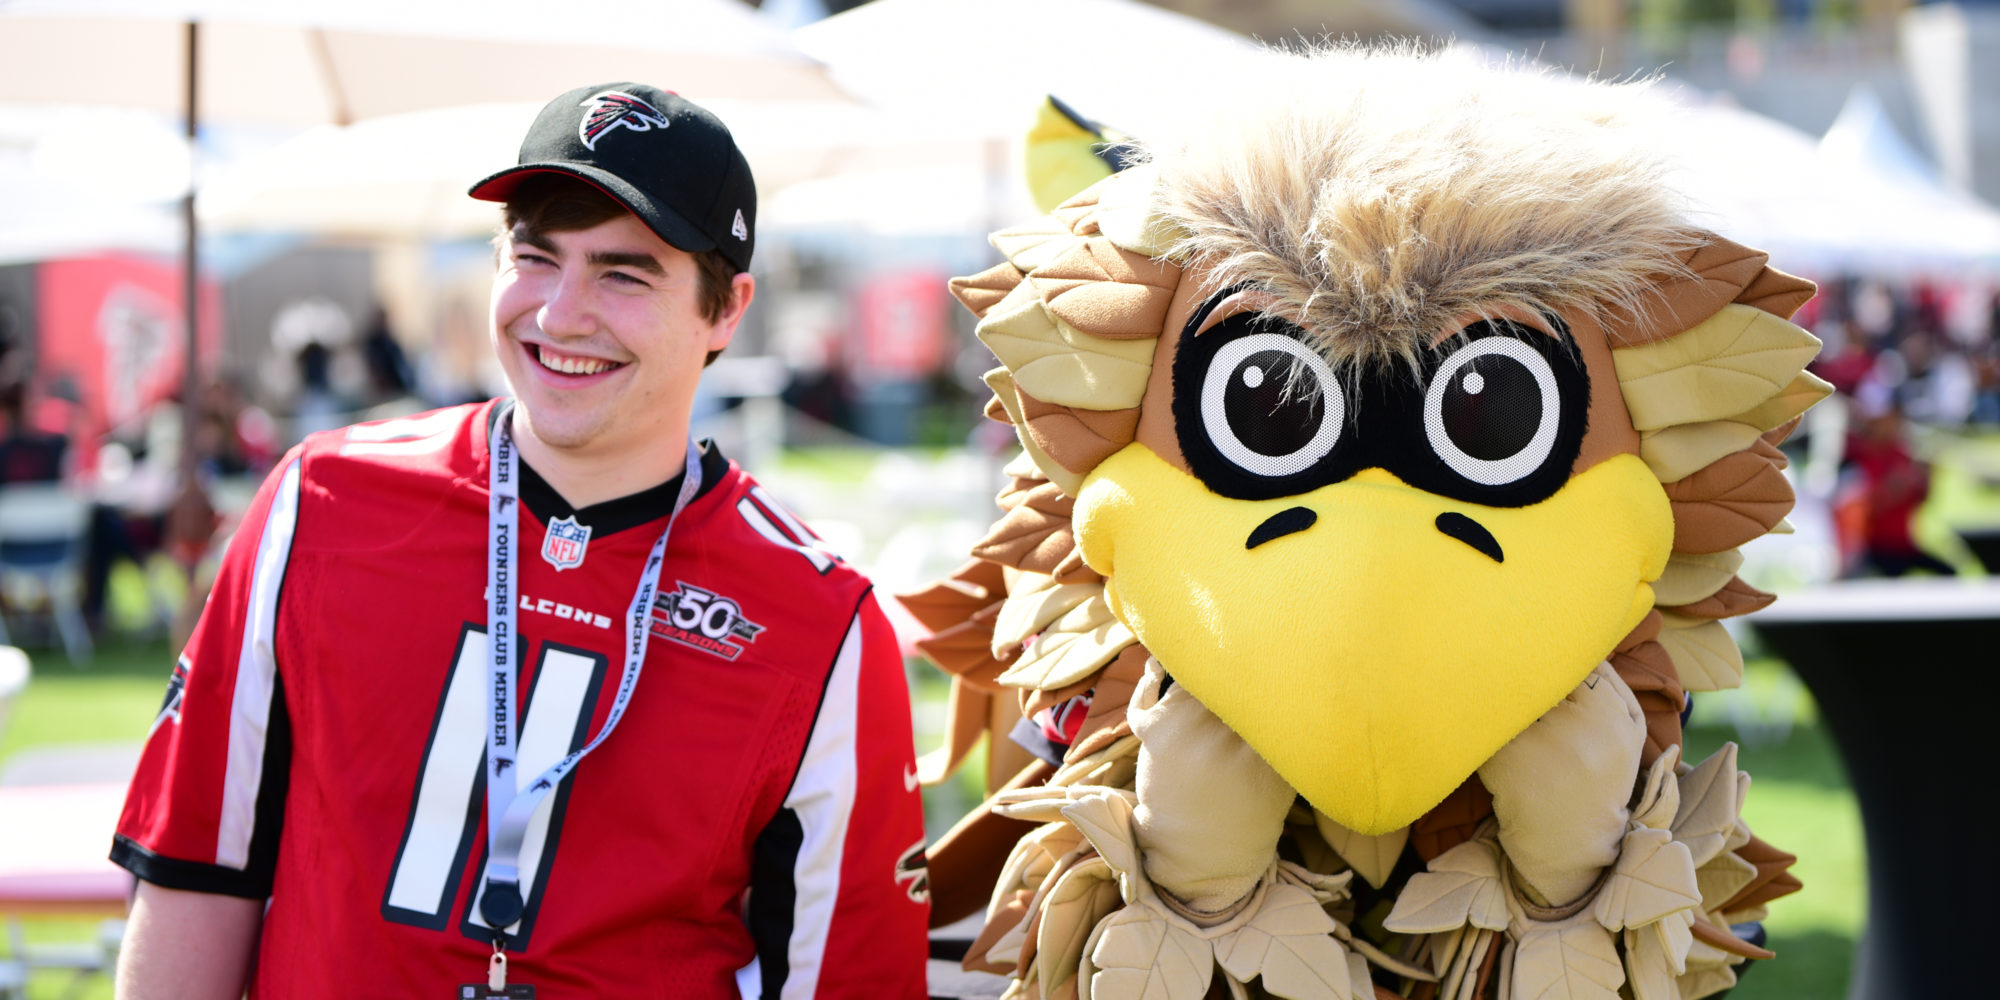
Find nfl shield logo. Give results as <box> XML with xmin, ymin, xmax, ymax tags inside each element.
<box><xmin>542</xmin><ymin>516</ymin><xmax>592</xmax><ymax>571</ymax></box>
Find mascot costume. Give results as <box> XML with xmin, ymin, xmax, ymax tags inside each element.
<box><xmin>902</xmin><ymin>46</ymin><xmax>1823</xmax><ymax>1000</ymax></box>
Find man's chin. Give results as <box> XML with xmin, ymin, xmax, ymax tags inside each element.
<box><xmin>510</xmin><ymin>401</ymin><xmax>613</xmax><ymax>454</ymax></box>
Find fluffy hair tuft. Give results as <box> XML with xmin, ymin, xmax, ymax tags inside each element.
<box><xmin>1136</xmin><ymin>43</ymin><xmax>1704</xmax><ymax>371</ymax></box>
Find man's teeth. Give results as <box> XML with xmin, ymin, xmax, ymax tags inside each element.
<box><xmin>538</xmin><ymin>348</ymin><xmax>618</xmax><ymax>375</ymax></box>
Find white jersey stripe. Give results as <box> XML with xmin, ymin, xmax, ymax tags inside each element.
<box><xmin>748</xmin><ymin>487</ymin><xmax>831</xmax><ymax>552</ymax></box>
<box><xmin>737</xmin><ymin>498</ymin><xmax>835</xmax><ymax>574</ymax></box>
<box><xmin>778</xmin><ymin>611</ymin><xmax>865</xmax><ymax>1000</ymax></box>
<box><xmin>217</xmin><ymin>458</ymin><xmax>301</xmax><ymax>870</ymax></box>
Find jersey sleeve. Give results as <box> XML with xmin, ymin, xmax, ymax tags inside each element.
<box><xmin>745</xmin><ymin>589</ymin><xmax>930</xmax><ymax>999</ymax></box>
<box><xmin>111</xmin><ymin>453</ymin><xmax>304</xmax><ymax>898</ymax></box>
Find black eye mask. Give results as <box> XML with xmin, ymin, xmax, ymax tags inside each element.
<box><xmin>1170</xmin><ymin>288</ymin><xmax>1591</xmax><ymax>508</ymax></box>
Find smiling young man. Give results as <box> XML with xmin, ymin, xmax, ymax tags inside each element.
<box><xmin>110</xmin><ymin>83</ymin><xmax>931</xmax><ymax>998</ymax></box>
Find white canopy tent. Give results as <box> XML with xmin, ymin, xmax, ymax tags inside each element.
<box><xmin>0</xmin><ymin>107</ymin><xmax>183</xmax><ymax>265</ymax></box>
<box><xmin>792</xmin><ymin>0</ymin><xmax>1264</xmax><ymax>142</ymax></box>
<box><xmin>1661</xmin><ymin>87</ymin><xmax>2000</xmax><ymax>276</ymax></box>
<box><xmin>198</xmin><ymin>98</ymin><xmax>1007</xmax><ymax>239</ymax></box>
<box><xmin>0</xmin><ymin>0</ymin><xmax>840</xmax><ymax>125</ymax></box>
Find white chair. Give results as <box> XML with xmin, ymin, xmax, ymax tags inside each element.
<box><xmin>0</xmin><ymin>485</ymin><xmax>92</xmax><ymax>664</ymax></box>
<box><xmin>0</xmin><ymin>647</ymin><xmax>28</xmax><ymax>998</ymax></box>
<box><xmin>0</xmin><ymin>645</ymin><xmax>24</xmax><ymax>746</ymax></box>
<box><xmin>0</xmin><ymin>648</ymin><xmax>129</xmax><ymax>997</ymax></box>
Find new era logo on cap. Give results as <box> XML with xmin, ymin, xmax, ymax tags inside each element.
<box><xmin>579</xmin><ymin>90</ymin><xmax>670</xmax><ymax>151</ymax></box>
<box><xmin>731</xmin><ymin>209</ymin><xmax>749</xmax><ymax>241</ymax></box>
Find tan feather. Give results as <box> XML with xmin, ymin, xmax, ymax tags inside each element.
<box><xmin>917</xmin><ymin>603</ymin><xmax>1017</xmax><ymax>690</ymax></box>
<box><xmin>1651</xmin><ymin>550</ymin><xmax>1746</xmax><ymax>607</ymax></box>
<box><xmin>1728</xmin><ymin>372</ymin><xmax>1833</xmax><ymax>435</ymax></box>
<box><xmin>1087</xmin><ymin>166</ymin><xmax>1186</xmax><ymax>258</ymax></box>
<box><xmin>898</xmin><ymin>558</ymin><xmax>1008</xmax><ymax>632</ymax></box>
<box><xmin>984</xmin><ymin>368</ymin><xmax>1084</xmax><ymax>495</ymax></box>
<box><xmin>1661</xmin><ymin>576</ymin><xmax>1776</xmax><ymax>621</ymax></box>
<box><xmin>1639</xmin><ymin>420</ymin><xmax>1765</xmax><ymax>483</ymax></box>
<box><xmin>1655</xmin><ymin>613</ymin><xmax>1745</xmax><ymax>691</ymax></box>
<box><xmin>1732</xmin><ymin>264</ymin><xmax>1818</xmax><ymax>321</ymax></box>
<box><xmin>1613</xmin><ymin>304</ymin><xmax>1823</xmax><ymax>433</ymax></box>
<box><xmin>972</xmin><ymin>501</ymin><xmax>1079</xmax><ymax>577</ymax></box>
<box><xmin>952</xmin><ymin>261</ymin><xmax>1028</xmax><ymax>320</ymax></box>
<box><xmin>1718</xmin><ymin>836</ymin><xmax>1803</xmax><ymax>913</ymax></box>
<box><xmin>1621</xmin><ymin>235</ymin><xmax>1785</xmax><ymax>343</ymax></box>
<box><xmin>977</xmin><ymin>281</ymin><xmax>1156</xmax><ymax>411</ymax></box>
<box><xmin>991</xmin><ymin>220</ymin><xmax>1078</xmax><ymax>273</ymax></box>
<box><xmin>1014</xmin><ymin>382</ymin><xmax>1142</xmax><ymax>476</ymax></box>
<box><xmin>1663</xmin><ymin>440</ymin><xmax>1796</xmax><ymax>555</ymax></box>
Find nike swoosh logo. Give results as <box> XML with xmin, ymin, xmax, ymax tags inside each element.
<box><xmin>903</xmin><ymin>764</ymin><xmax>920</xmax><ymax>793</ymax></box>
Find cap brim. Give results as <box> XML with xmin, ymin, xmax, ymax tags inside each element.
<box><xmin>468</xmin><ymin>163</ymin><xmax>718</xmax><ymax>255</ymax></box>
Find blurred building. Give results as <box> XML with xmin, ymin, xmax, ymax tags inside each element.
<box><xmin>1151</xmin><ymin>0</ymin><xmax>2000</xmax><ymax>208</ymax></box>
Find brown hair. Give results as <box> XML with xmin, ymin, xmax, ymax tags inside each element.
<box><xmin>501</xmin><ymin>175</ymin><xmax>741</xmax><ymax>365</ymax></box>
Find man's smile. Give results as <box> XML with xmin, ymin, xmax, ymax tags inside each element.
<box><xmin>529</xmin><ymin>343</ymin><xmax>626</xmax><ymax>378</ymax></box>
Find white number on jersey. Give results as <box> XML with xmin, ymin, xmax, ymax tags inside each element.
<box><xmin>340</xmin><ymin>410</ymin><xmax>462</xmax><ymax>458</ymax></box>
<box><xmin>379</xmin><ymin>625</ymin><xmax>608</xmax><ymax>947</ymax></box>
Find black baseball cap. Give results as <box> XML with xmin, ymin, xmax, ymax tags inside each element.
<box><xmin>469</xmin><ymin>82</ymin><xmax>756</xmax><ymax>272</ymax></box>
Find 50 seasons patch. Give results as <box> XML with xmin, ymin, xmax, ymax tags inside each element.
<box><xmin>650</xmin><ymin>582</ymin><xmax>765</xmax><ymax>660</ymax></box>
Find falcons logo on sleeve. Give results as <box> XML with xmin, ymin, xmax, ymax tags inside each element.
<box><xmin>578</xmin><ymin>90</ymin><xmax>671</xmax><ymax>150</ymax></box>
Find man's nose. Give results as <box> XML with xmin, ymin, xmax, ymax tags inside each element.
<box><xmin>537</xmin><ymin>271</ymin><xmax>597</xmax><ymax>338</ymax></box>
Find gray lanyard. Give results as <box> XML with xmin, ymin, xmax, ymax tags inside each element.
<box><xmin>479</xmin><ymin>415</ymin><xmax>701</xmax><ymax>940</ymax></box>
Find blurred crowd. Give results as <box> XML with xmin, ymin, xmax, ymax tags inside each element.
<box><xmin>0</xmin><ymin>297</ymin><xmax>419</xmax><ymax>646</ymax></box>
<box><xmin>1803</xmin><ymin>275</ymin><xmax>2000</xmax><ymax>427</ymax></box>
<box><xmin>2</xmin><ymin>263</ymin><xmax>1996</xmax><ymax>651</ymax></box>
<box><xmin>1801</xmin><ymin>274</ymin><xmax>2000</xmax><ymax>579</ymax></box>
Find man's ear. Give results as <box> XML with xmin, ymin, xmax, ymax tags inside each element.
<box><xmin>707</xmin><ymin>272</ymin><xmax>756</xmax><ymax>352</ymax></box>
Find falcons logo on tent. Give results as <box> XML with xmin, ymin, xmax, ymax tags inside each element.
<box><xmin>578</xmin><ymin>90</ymin><xmax>671</xmax><ymax>150</ymax></box>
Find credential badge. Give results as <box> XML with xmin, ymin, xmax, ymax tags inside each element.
<box><xmin>542</xmin><ymin>515</ymin><xmax>592</xmax><ymax>571</ymax></box>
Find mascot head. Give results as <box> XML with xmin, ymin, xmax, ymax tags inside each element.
<box><xmin>947</xmin><ymin>46</ymin><xmax>1826</xmax><ymax>835</ymax></box>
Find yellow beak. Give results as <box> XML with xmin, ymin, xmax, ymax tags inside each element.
<box><xmin>1074</xmin><ymin>446</ymin><xmax>1672</xmax><ymax>834</ymax></box>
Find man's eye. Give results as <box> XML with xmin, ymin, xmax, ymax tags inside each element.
<box><xmin>606</xmin><ymin>271</ymin><xmax>650</xmax><ymax>287</ymax></box>
<box><xmin>513</xmin><ymin>251</ymin><xmax>553</xmax><ymax>267</ymax></box>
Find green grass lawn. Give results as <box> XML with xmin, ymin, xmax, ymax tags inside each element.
<box><xmin>2</xmin><ymin>633</ymin><xmax>175</xmax><ymax>1000</ymax></box>
<box><xmin>3</xmin><ymin>624</ymin><xmax>1869</xmax><ymax>999</ymax></box>
<box><xmin>1682</xmin><ymin>663</ymin><xmax>1866</xmax><ymax>998</ymax></box>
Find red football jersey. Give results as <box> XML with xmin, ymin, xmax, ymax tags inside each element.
<box><xmin>114</xmin><ymin>402</ymin><xmax>930</xmax><ymax>997</ymax></box>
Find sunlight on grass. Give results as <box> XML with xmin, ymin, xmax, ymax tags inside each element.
<box><xmin>1</xmin><ymin>570</ymin><xmax>1878</xmax><ymax>999</ymax></box>
<box><xmin>1748</xmin><ymin>780</ymin><xmax>1867</xmax><ymax>935</ymax></box>
<box><xmin>3</xmin><ymin>637</ymin><xmax>169</xmax><ymax>1000</ymax></box>
<box><xmin>0</xmin><ymin>641</ymin><xmax>171</xmax><ymax>765</ymax></box>
<box><xmin>1682</xmin><ymin>658</ymin><xmax>1865</xmax><ymax>998</ymax></box>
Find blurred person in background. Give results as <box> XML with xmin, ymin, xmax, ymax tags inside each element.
<box><xmin>0</xmin><ymin>377</ymin><xmax>70</xmax><ymax>486</ymax></box>
<box><xmin>360</xmin><ymin>304</ymin><xmax>419</xmax><ymax>407</ymax></box>
<box><xmin>1839</xmin><ymin>379</ymin><xmax>1957</xmax><ymax>578</ymax></box>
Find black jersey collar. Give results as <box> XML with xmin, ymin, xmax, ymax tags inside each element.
<box><xmin>490</xmin><ymin>400</ymin><xmax>728</xmax><ymax>538</ymax></box>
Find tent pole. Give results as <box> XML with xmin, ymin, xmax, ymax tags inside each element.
<box><xmin>177</xmin><ymin>20</ymin><xmax>205</xmax><ymax>590</ymax></box>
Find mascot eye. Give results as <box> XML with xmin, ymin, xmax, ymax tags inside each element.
<box><xmin>1423</xmin><ymin>336</ymin><xmax>1563</xmax><ymax>486</ymax></box>
<box><xmin>1200</xmin><ymin>332</ymin><xmax>1346</xmax><ymax>478</ymax></box>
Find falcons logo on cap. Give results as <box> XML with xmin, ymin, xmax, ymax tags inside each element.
<box><xmin>578</xmin><ymin>90</ymin><xmax>671</xmax><ymax>150</ymax></box>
